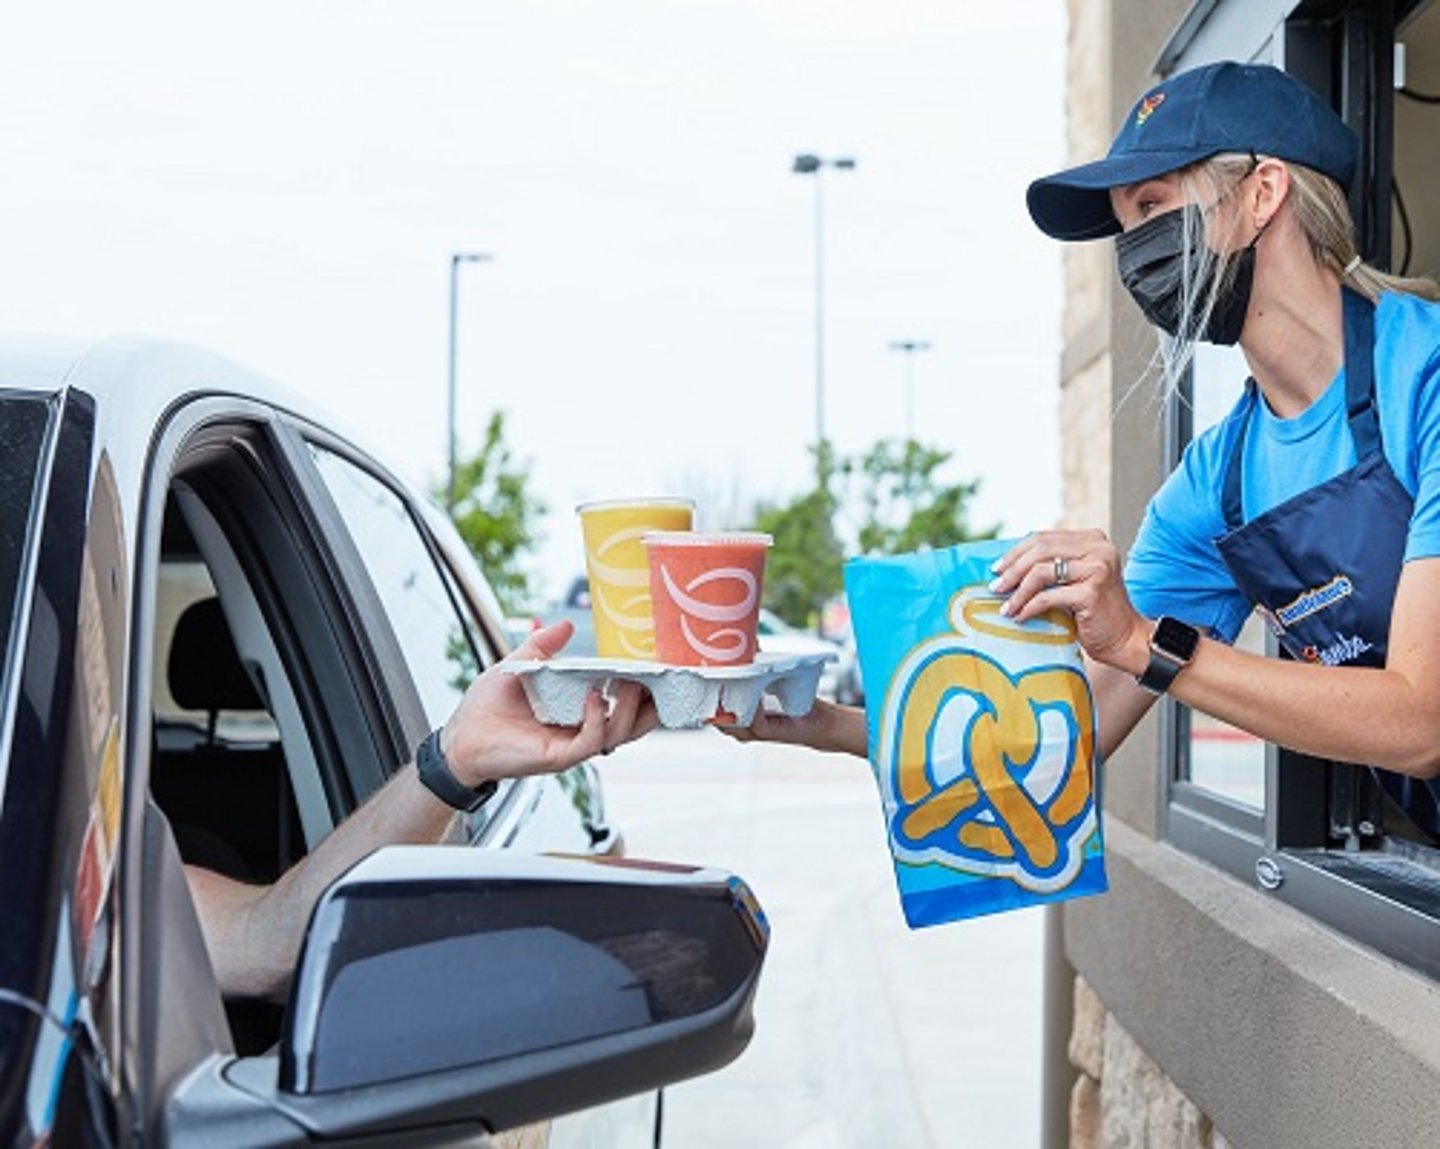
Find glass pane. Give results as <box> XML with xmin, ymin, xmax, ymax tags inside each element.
<box><xmin>309</xmin><ymin>446</ymin><xmax>478</xmax><ymax>730</ymax></box>
<box><xmin>0</xmin><ymin>395</ymin><xmax>54</xmax><ymax>706</ymax></box>
<box><xmin>1185</xmin><ymin>613</ymin><xmax>1267</xmax><ymax>809</ymax></box>
<box><xmin>1175</xmin><ymin>341</ymin><xmax>1268</xmax><ymax>811</ymax></box>
<box><xmin>1189</xmin><ymin>340</ymin><xmax>1249</xmax><ymax>434</ymax></box>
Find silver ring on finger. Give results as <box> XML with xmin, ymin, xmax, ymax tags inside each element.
<box><xmin>1052</xmin><ymin>556</ymin><xmax>1071</xmax><ymax>587</ymax></box>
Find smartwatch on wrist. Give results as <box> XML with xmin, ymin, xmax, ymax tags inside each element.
<box><xmin>416</xmin><ymin>729</ymin><xmax>498</xmax><ymax>813</ymax></box>
<box><xmin>1136</xmin><ymin>615</ymin><xmax>1200</xmax><ymax>695</ymax></box>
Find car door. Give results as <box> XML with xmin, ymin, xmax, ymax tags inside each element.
<box><xmin>121</xmin><ymin>390</ymin><xmax>656</xmax><ymax>1144</ymax></box>
<box><xmin>126</xmin><ymin>394</ymin><xmax>413</xmax><ymax>1136</ymax></box>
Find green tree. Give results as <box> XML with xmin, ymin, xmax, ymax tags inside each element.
<box><xmin>749</xmin><ymin>437</ymin><xmax>994</xmax><ymax>628</ymax></box>
<box><xmin>852</xmin><ymin>438</ymin><xmax>997</xmax><ymax>556</ymax></box>
<box><xmin>439</xmin><ymin>410</ymin><xmax>547</xmax><ymax>615</ymax></box>
<box><xmin>751</xmin><ymin>441</ymin><xmax>846</xmax><ymax>628</ymax></box>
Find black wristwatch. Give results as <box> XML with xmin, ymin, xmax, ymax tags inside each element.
<box><xmin>416</xmin><ymin>729</ymin><xmax>498</xmax><ymax>813</ymax></box>
<box><xmin>1136</xmin><ymin>616</ymin><xmax>1201</xmax><ymax>695</ymax></box>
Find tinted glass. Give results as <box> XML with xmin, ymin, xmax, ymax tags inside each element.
<box><xmin>0</xmin><ymin>395</ymin><xmax>55</xmax><ymax>703</ymax></box>
<box><xmin>308</xmin><ymin>446</ymin><xmax>478</xmax><ymax>729</ymax></box>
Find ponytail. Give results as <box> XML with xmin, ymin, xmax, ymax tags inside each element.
<box><xmin>1286</xmin><ymin>164</ymin><xmax>1440</xmax><ymax>302</ymax></box>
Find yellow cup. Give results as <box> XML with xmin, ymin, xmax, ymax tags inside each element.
<box><xmin>577</xmin><ymin>498</ymin><xmax>695</xmax><ymax>659</ymax></box>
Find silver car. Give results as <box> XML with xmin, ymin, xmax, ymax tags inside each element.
<box><xmin>0</xmin><ymin>336</ymin><xmax>766</xmax><ymax>1147</ymax></box>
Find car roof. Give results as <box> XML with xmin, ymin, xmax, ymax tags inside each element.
<box><xmin>0</xmin><ymin>333</ymin><xmax>405</xmax><ymax>516</ymax></box>
<box><xmin>0</xmin><ymin>332</ymin><xmax>318</xmax><ymax>419</ymax></box>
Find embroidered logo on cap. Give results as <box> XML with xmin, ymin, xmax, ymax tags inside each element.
<box><xmin>1135</xmin><ymin>92</ymin><xmax>1165</xmax><ymax>128</ymax></box>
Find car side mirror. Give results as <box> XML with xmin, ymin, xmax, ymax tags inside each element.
<box><xmin>168</xmin><ymin>847</ymin><xmax>767</xmax><ymax>1143</ymax></box>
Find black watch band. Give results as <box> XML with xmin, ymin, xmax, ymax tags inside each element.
<box><xmin>1137</xmin><ymin>649</ymin><xmax>1185</xmax><ymax>695</ymax></box>
<box><xmin>1136</xmin><ymin>616</ymin><xmax>1201</xmax><ymax>695</ymax></box>
<box><xmin>416</xmin><ymin>729</ymin><xmax>498</xmax><ymax>813</ymax></box>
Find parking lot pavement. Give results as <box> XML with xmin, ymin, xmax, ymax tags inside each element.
<box><xmin>600</xmin><ymin>728</ymin><xmax>1045</xmax><ymax>1149</ymax></box>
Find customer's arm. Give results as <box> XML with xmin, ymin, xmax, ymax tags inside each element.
<box><xmin>187</xmin><ymin>620</ymin><xmax>654</xmax><ymax>1001</ymax></box>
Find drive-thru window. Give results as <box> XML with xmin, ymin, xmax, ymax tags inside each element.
<box><xmin>1046</xmin><ymin>5</ymin><xmax>1440</xmax><ymax>1146</ymax></box>
<box><xmin>1155</xmin><ymin>0</ymin><xmax>1440</xmax><ymax>981</ymax></box>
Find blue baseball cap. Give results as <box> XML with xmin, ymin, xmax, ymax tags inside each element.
<box><xmin>1027</xmin><ymin>61</ymin><xmax>1359</xmax><ymax>241</ymax></box>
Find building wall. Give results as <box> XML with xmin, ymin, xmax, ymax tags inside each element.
<box><xmin>1052</xmin><ymin>2</ymin><xmax>1440</xmax><ymax>1146</ymax></box>
<box><xmin>1058</xmin><ymin>0</ymin><xmax>1111</xmax><ymax>535</ymax></box>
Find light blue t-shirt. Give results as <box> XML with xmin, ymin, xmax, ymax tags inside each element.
<box><xmin>1126</xmin><ymin>291</ymin><xmax>1440</xmax><ymax>643</ymax></box>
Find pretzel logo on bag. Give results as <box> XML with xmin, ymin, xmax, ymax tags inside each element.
<box><xmin>874</xmin><ymin>588</ymin><xmax>1098</xmax><ymax>893</ymax></box>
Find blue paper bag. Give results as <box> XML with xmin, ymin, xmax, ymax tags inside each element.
<box><xmin>844</xmin><ymin>538</ymin><xmax>1107</xmax><ymax>928</ymax></box>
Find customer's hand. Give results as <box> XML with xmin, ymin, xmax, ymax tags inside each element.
<box><xmin>441</xmin><ymin>621</ymin><xmax>658</xmax><ymax>785</ymax></box>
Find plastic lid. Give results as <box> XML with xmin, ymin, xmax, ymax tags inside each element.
<box><xmin>642</xmin><ymin>530</ymin><xmax>774</xmax><ymax>548</ymax></box>
<box><xmin>575</xmin><ymin>496</ymin><xmax>695</xmax><ymax>514</ymax></box>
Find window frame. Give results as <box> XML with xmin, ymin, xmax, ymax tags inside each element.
<box><xmin>290</xmin><ymin>420</ymin><xmax>507</xmax><ymax>669</ymax></box>
<box><xmin>173</xmin><ymin>422</ymin><xmax>400</xmax><ymax>812</ymax></box>
<box><xmin>301</xmin><ymin>439</ymin><xmax>483</xmax><ymax>729</ymax></box>
<box><xmin>280</xmin><ymin>417</ymin><xmax>532</xmax><ymax>834</ymax></box>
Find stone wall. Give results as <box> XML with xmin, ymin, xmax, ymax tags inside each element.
<box><xmin>1058</xmin><ymin>350</ymin><xmax>1112</xmax><ymax>529</ymax></box>
<box><xmin>1054</xmin><ymin>3</ymin><xmax>1251</xmax><ymax>1145</ymax></box>
<box><xmin>1058</xmin><ymin>0</ymin><xmax>1114</xmax><ymax>532</ymax></box>
<box><xmin>1066</xmin><ymin>978</ymin><xmax>1232</xmax><ymax>1149</ymax></box>
<box><xmin>493</xmin><ymin>1121</ymin><xmax>549</xmax><ymax>1149</ymax></box>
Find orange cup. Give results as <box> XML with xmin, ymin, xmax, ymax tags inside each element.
<box><xmin>644</xmin><ymin>531</ymin><xmax>773</xmax><ymax>666</ymax></box>
<box><xmin>577</xmin><ymin>498</ymin><xmax>695</xmax><ymax>659</ymax></box>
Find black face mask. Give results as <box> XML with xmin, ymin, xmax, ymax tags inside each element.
<box><xmin>1114</xmin><ymin>202</ymin><xmax>1260</xmax><ymax>346</ymax></box>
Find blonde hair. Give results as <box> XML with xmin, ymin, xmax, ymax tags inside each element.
<box><xmin>1149</xmin><ymin>153</ymin><xmax>1440</xmax><ymax>397</ymax></box>
<box><xmin>1284</xmin><ymin>163</ymin><xmax>1440</xmax><ymax>303</ymax></box>
<box><xmin>1147</xmin><ymin>153</ymin><xmax>1258</xmax><ymax>393</ymax></box>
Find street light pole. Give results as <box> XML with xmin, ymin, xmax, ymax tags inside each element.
<box><xmin>447</xmin><ymin>251</ymin><xmax>493</xmax><ymax>513</ymax></box>
<box><xmin>888</xmin><ymin>339</ymin><xmax>932</xmax><ymax>442</ymax></box>
<box><xmin>792</xmin><ymin>154</ymin><xmax>856</xmax><ymax>449</ymax></box>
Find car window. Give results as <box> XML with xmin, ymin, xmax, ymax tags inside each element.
<box><xmin>150</xmin><ymin>493</ymin><xmax>311</xmax><ymax>893</ymax></box>
<box><xmin>152</xmin><ymin>558</ymin><xmax>277</xmax><ymax>744</ymax></box>
<box><xmin>307</xmin><ymin>445</ymin><xmax>479</xmax><ymax>729</ymax></box>
<box><xmin>144</xmin><ymin>423</ymin><xmax>416</xmax><ymax>1061</ymax></box>
<box><xmin>0</xmin><ymin>393</ymin><xmax>54</xmax><ymax>705</ymax></box>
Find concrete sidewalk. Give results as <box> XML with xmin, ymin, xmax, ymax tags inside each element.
<box><xmin>600</xmin><ymin>728</ymin><xmax>1045</xmax><ymax>1148</ymax></box>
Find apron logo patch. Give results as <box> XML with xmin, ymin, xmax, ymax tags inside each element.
<box><xmin>1314</xmin><ymin>633</ymin><xmax>1374</xmax><ymax>666</ymax></box>
<box><xmin>1275</xmin><ymin>574</ymin><xmax>1353</xmax><ymax>628</ymax></box>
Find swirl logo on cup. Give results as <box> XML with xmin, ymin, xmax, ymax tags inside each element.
<box><xmin>577</xmin><ymin>499</ymin><xmax>695</xmax><ymax>659</ymax></box>
<box><xmin>644</xmin><ymin>531</ymin><xmax>773</xmax><ymax>666</ymax></box>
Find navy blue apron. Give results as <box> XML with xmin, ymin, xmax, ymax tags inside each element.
<box><xmin>1215</xmin><ymin>288</ymin><xmax>1440</xmax><ymax>840</ymax></box>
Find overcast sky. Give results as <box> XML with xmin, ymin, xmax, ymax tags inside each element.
<box><xmin>1</xmin><ymin>1</ymin><xmax>1067</xmax><ymax>603</ymax></box>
